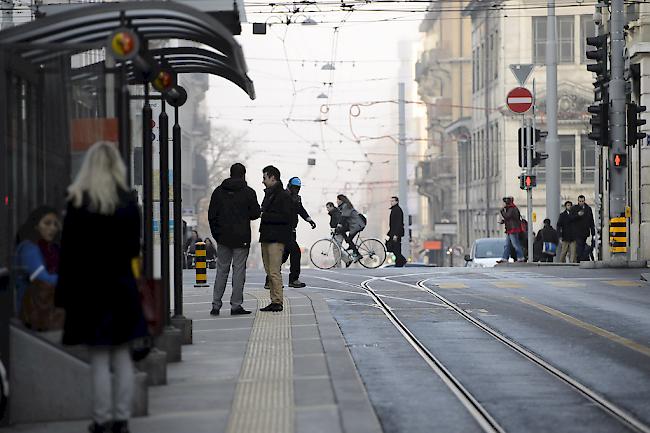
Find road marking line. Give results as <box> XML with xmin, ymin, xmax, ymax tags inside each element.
<box><xmin>492</xmin><ymin>281</ymin><xmax>525</xmax><ymax>288</ymax></box>
<box><xmin>605</xmin><ymin>280</ymin><xmax>643</xmax><ymax>287</ymax></box>
<box><xmin>547</xmin><ymin>281</ymin><xmax>586</xmax><ymax>288</ymax></box>
<box><xmin>520</xmin><ymin>297</ymin><xmax>650</xmax><ymax>358</ymax></box>
<box><xmin>437</xmin><ymin>282</ymin><xmax>469</xmax><ymax>289</ymax></box>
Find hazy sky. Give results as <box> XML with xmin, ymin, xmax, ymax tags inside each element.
<box><xmin>206</xmin><ymin>7</ymin><xmax>424</xmax><ymax>244</ymax></box>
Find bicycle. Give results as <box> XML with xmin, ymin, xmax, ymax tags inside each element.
<box><xmin>310</xmin><ymin>230</ymin><xmax>387</xmax><ymax>269</ymax></box>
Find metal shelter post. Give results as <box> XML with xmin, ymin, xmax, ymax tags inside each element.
<box><xmin>143</xmin><ymin>84</ymin><xmax>154</xmax><ymax>281</ymax></box>
<box><xmin>173</xmin><ymin>106</ymin><xmax>183</xmax><ymax>317</ymax></box>
<box><xmin>159</xmin><ymin>99</ymin><xmax>170</xmax><ymax>326</ymax></box>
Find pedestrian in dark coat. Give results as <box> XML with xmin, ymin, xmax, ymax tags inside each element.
<box><xmin>280</xmin><ymin>177</ymin><xmax>316</xmax><ymax>288</ymax></box>
<box><xmin>497</xmin><ymin>197</ymin><xmax>525</xmax><ymax>262</ymax></box>
<box><xmin>557</xmin><ymin>201</ymin><xmax>578</xmax><ymax>263</ymax></box>
<box><xmin>535</xmin><ymin>219</ymin><xmax>560</xmax><ymax>262</ymax></box>
<box><xmin>326</xmin><ymin>202</ymin><xmax>341</xmax><ymax>229</ymax></box>
<box><xmin>207</xmin><ymin>163</ymin><xmax>260</xmax><ymax>316</ymax></box>
<box><xmin>259</xmin><ymin>165</ymin><xmax>292</xmax><ymax>312</ymax></box>
<box><xmin>573</xmin><ymin>195</ymin><xmax>595</xmax><ymax>261</ymax></box>
<box><xmin>388</xmin><ymin>196</ymin><xmax>407</xmax><ymax>267</ymax></box>
<box><xmin>55</xmin><ymin>142</ymin><xmax>145</xmax><ymax>433</ymax></box>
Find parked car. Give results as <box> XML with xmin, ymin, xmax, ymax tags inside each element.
<box><xmin>464</xmin><ymin>238</ymin><xmax>509</xmax><ymax>268</ymax></box>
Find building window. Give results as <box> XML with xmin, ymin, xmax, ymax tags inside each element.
<box><xmin>532</xmin><ymin>16</ymin><xmax>574</xmax><ymax>64</ymax></box>
<box><xmin>494</xmin><ymin>122</ymin><xmax>500</xmax><ymax>176</ymax></box>
<box><xmin>493</xmin><ymin>31</ymin><xmax>499</xmax><ymax>80</ymax></box>
<box><xmin>581</xmin><ymin>135</ymin><xmax>595</xmax><ymax>183</ymax></box>
<box><xmin>560</xmin><ymin>135</ymin><xmax>576</xmax><ymax>182</ymax></box>
<box><xmin>532</xmin><ymin>17</ymin><xmax>547</xmax><ymax>64</ymax></box>
<box><xmin>472</xmin><ymin>49</ymin><xmax>476</xmax><ymax>92</ymax></box>
<box><xmin>558</xmin><ymin>16</ymin><xmax>574</xmax><ymax>63</ymax></box>
<box><xmin>580</xmin><ymin>15</ymin><xmax>596</xmax><ymax>64</ymax></box>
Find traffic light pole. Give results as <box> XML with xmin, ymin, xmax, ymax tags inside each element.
<box><xmin>609</xmin><ymin>0</ymin><xmax>626</xmax><ymax>258</ymax></box>
<box><xmin>545</xmin><ymin>0</ymin><xmax>560</xmax><ymax>234</ymax></box>
<box><xmin>526</xmin><ymin>117</ymin><xmax>534</xmax><ymax>263</ymax></box>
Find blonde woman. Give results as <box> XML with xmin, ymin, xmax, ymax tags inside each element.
<box><xmin>55</xmin><ymin>142</ymin><xmax>145</xmax><ymax>433</ymax></box>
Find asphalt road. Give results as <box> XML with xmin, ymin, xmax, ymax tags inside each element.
<box><xmin>297</xmin><ymin>266</ymin><xmax>650</xmax><ymax>433</ymax></box>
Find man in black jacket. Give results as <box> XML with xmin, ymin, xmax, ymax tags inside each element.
<box><xmin>388</xmin><ymin>196</ymin><xmax>407</xmax><ymax>267</ymax></box>
<box><xmin>208</xmin><ymin>163</ymin><xmax>260</xmax><ymax>316</ymax></box>
<box><xmin>574</xmin><ymin>194</ymin><xmax>595</xmax><ymax>261</ymax></box>
<box><xmin>283</xmin><ymin>177</ymin><xmax>316</xmax><ymax>288</ymax></box>
<box><xmin>259</xmin><ymin>165</ymin><xmax>292</xmax><ymax>312</ymax></box>
<box><xmin>557</xmin><ymin>201</ymin><xmax>578</xmax><ymax>263</ymax></box>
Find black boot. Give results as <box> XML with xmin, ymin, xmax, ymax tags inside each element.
<box><xmin>88</xmin><ymin>422</ymin><xmax>111</xmax><ymax>433</ymax></box>
<box><xmin>112</xmin><ymin>420</ymin><xmax>130</xmax><ymax>433</ymax></box>
<box><xmin>260</xmin><ymin>303</ymin><xmax>283</xmax><ymax>312</ymax></box>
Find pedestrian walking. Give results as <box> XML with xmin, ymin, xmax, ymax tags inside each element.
<box><xmin>14</xmin><ymin>206</ymin><xmax>64</xmax><ymax>330</ymax></box>
<box><xmin>326</xmin><ymin>202</ymin><xmax>341</xmax><ymax>229</ymax></box>
<box><xmin>496</xmin><ymin>196</ymin><xmax>525</xmax><ymax>263</ymax></box>
<box><xmin>207</xmin><ymin>163</ymin><xmax>261</xmax><ymax>316</ymax></box>
<box><xmin>574</xmin><ymin>195</ymin><xmax>595</xmax><ymax>261</ymax></box>
<box><xmin>55</xmin><ymin>142</ymin><xmax>147</xmax><ymax>433</ymax></box>
<box><xmin>259</xmin><ymin>165</ymin><xmax>292</xmax><ymax>312</ymax></box>
<box><xmin>326</xmin><ymin>201</ymin><xmax>349</xmax><ymax>267</ymax></box>
<box><xmin>184</xmin><ymin>229</ymin><xmax>200</xmax><ymax>268</ymax></box>
<box><xmin>280</xmin><ymin>177</ymin><xmax>316</xmax><ymax>288</ymax></box>
<box><xmin>388</xmin><ymin>196</ymin><xmax>407</xmax><ymax>267</ymax></box>
<box><xmin>336</xmin><ymin>194</ymin><xmax>366</xmax><ymax>263</ymax></box>
<box><xmin>557</xmin><ymin>201</ymin><xmax>578</xmax><ymax>263</ymax></box>
<box><xmin>535</xmin><ymin>219</ymin><xmax>560</xmax><ymax>262</ymax></box>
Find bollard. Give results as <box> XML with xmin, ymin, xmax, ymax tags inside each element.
<box><xmin>609</xmin><ymin>217</ymin><xmax>627</xmax><ymax>254</ymax></box>
<box><xmin>194</xmin><ymin>242</ymin><xmax>209</xmax><ymax>287</ymax></box>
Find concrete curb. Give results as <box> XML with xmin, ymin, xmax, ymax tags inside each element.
<box><xmin>580</xmin><ymin>260</ymin><xmax>649</xmax><ymax>269</ymax></box>
<box><xmin>298</xmin><ymin>290</ymin><xmax>383</xmax><ymax>433</ymax></box>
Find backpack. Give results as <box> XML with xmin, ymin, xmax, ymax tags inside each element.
<box><xmin>520</xmin><ymin>218</ymin><xmax>528</xmax><ymax>233</ymax></box>
<box><xmin>359</xmin><ymin>213</ymin><xmax>367</xmax><ymax>227</ymax></box>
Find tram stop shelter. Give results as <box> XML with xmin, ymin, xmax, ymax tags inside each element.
<box><xmin>0</xmin><ymin>0</ymin><xmax>254</xmax><ymax>425</ymax></box>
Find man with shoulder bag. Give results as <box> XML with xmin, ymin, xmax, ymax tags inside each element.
<box><xmin>535</xmin><ymin>219</ymin><xmax>559</xmax><ymax>262</ymax></box>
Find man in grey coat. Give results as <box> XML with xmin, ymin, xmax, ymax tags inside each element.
<box><xmin>208</xmin><ymin>163</ymin><xmax>261</xmax><ymax>316</ymax></box>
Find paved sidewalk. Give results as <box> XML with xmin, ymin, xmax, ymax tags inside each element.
<box><xmin>2</xmin><ymin>271</ymin><xmax>382</xmax><ymax>433</ymax></box>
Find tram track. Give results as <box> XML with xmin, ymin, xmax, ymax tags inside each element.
<box><xmin>308</xmin><ymin>271</ymin><xmax>650</xmax><ymax>433</ymax></box>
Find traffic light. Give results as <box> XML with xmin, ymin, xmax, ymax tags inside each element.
<box><xmin>519</xmin><ymin>174</ymin><xmax>537</xmax><ymax>190</ymax></box>
<box><xmin>612</xmin><ymin>153</ymin><xmax>627</xmax><ymax>168</ymax></box>
<box><xmin>626</xmin><ymin>102</ymin><xmax>646</xmax><ymax>147</ymax></box>
<box><xmin>588</xmin><ymin>102</ymin><xmax>609</xmax><ymax>146</ymax></box>
<box><xmin>518</xmin><ymin>127</ymin><xmax>547</xmax><ymax>168</ymax></box>
<box><xmin>586</xmin><ymin>34</ymin><xmax>610</xmax><ymax>147</ymax></box>
<box><xmin>586</xmin><ymin>34</ymin><xmax>608</xmax><ymax>83</ymax></box>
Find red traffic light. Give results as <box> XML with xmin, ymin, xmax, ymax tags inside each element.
<box><xmin>613</xmin><ymin>153</ymin><xmax>627</xmax><ymax>168</ymax></box>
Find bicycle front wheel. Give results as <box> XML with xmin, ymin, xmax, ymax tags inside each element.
<box><xmin>358</xmin><ymin>239</ymin><xmax>387</xmax><ymax>269</ymax></box>
<box><xmin>310</xmin><ymin>239</ymin><xmax>341</xmax><ymax>270</ymax></box>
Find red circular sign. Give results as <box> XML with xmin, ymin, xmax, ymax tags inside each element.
<box><xmin>506</xmin><ymin>87</ymin><xmax>534</xmax><ymax>113</ymax></box>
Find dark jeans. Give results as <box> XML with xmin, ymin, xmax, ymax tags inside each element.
<box><xmin>576</xmin><ymin>238</ymin><xmax>594</xmax><ymax>261</ymax></box>
<box><xmin>343</xmin><ymin>229</ymin><xmax>362</xmax><ymax>256</ymax></box>
<box><xmin>392</xmin><ymin>236</ymin><xmax>406</xmax><ymax>267</ymax></box>
<box><xmin>282</xmin><ymin>231</ymin><xmax>301</xmax><ymax>283</ymax></box>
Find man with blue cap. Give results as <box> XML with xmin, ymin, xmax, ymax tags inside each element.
<box><xmin>265</xmin><ymin>176</ymin><xmax>316</xmax><ymax>289</ymax></box>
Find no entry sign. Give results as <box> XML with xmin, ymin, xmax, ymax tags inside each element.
<box><xmin>507</xmin><ymin>87</ymin><xmax>533</xmax><ymax>113</ymax></box>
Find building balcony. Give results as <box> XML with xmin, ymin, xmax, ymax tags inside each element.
<box><xmin>415</xmin><ymin>158</ymin><xmax>456</xmax><ymax>187</ymax></box>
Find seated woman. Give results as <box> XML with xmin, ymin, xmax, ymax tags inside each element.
<box><xmin>335</xmin><ymin>194</ymin><xmax>366</xmax><ymax>263</ymax></box>
<box><xmin>14</xmin><ymin>206</ymin><xmax>64</xmax><ymax>330</ymax></box>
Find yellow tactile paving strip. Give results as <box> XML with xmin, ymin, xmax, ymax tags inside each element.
<box><xmin>226</xmin><ymin>291</ymin><xmax>294</xmax><ymax>433</ymax></box>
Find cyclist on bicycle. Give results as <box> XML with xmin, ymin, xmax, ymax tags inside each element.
<box><xmin>336</xmin><ymin>194</ymin><xmax>366</xmax><ymax>261</ymax></box>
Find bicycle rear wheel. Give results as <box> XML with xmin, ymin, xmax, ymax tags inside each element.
<box><xmin>357</xmin><ymin>239</ymin><xmax>387</xmax><ymax>269</ymax></box>
<box><xmin>310</xmin><ymin>239</ymin><xmax>341</xmax><ymax>269</ymax></box>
